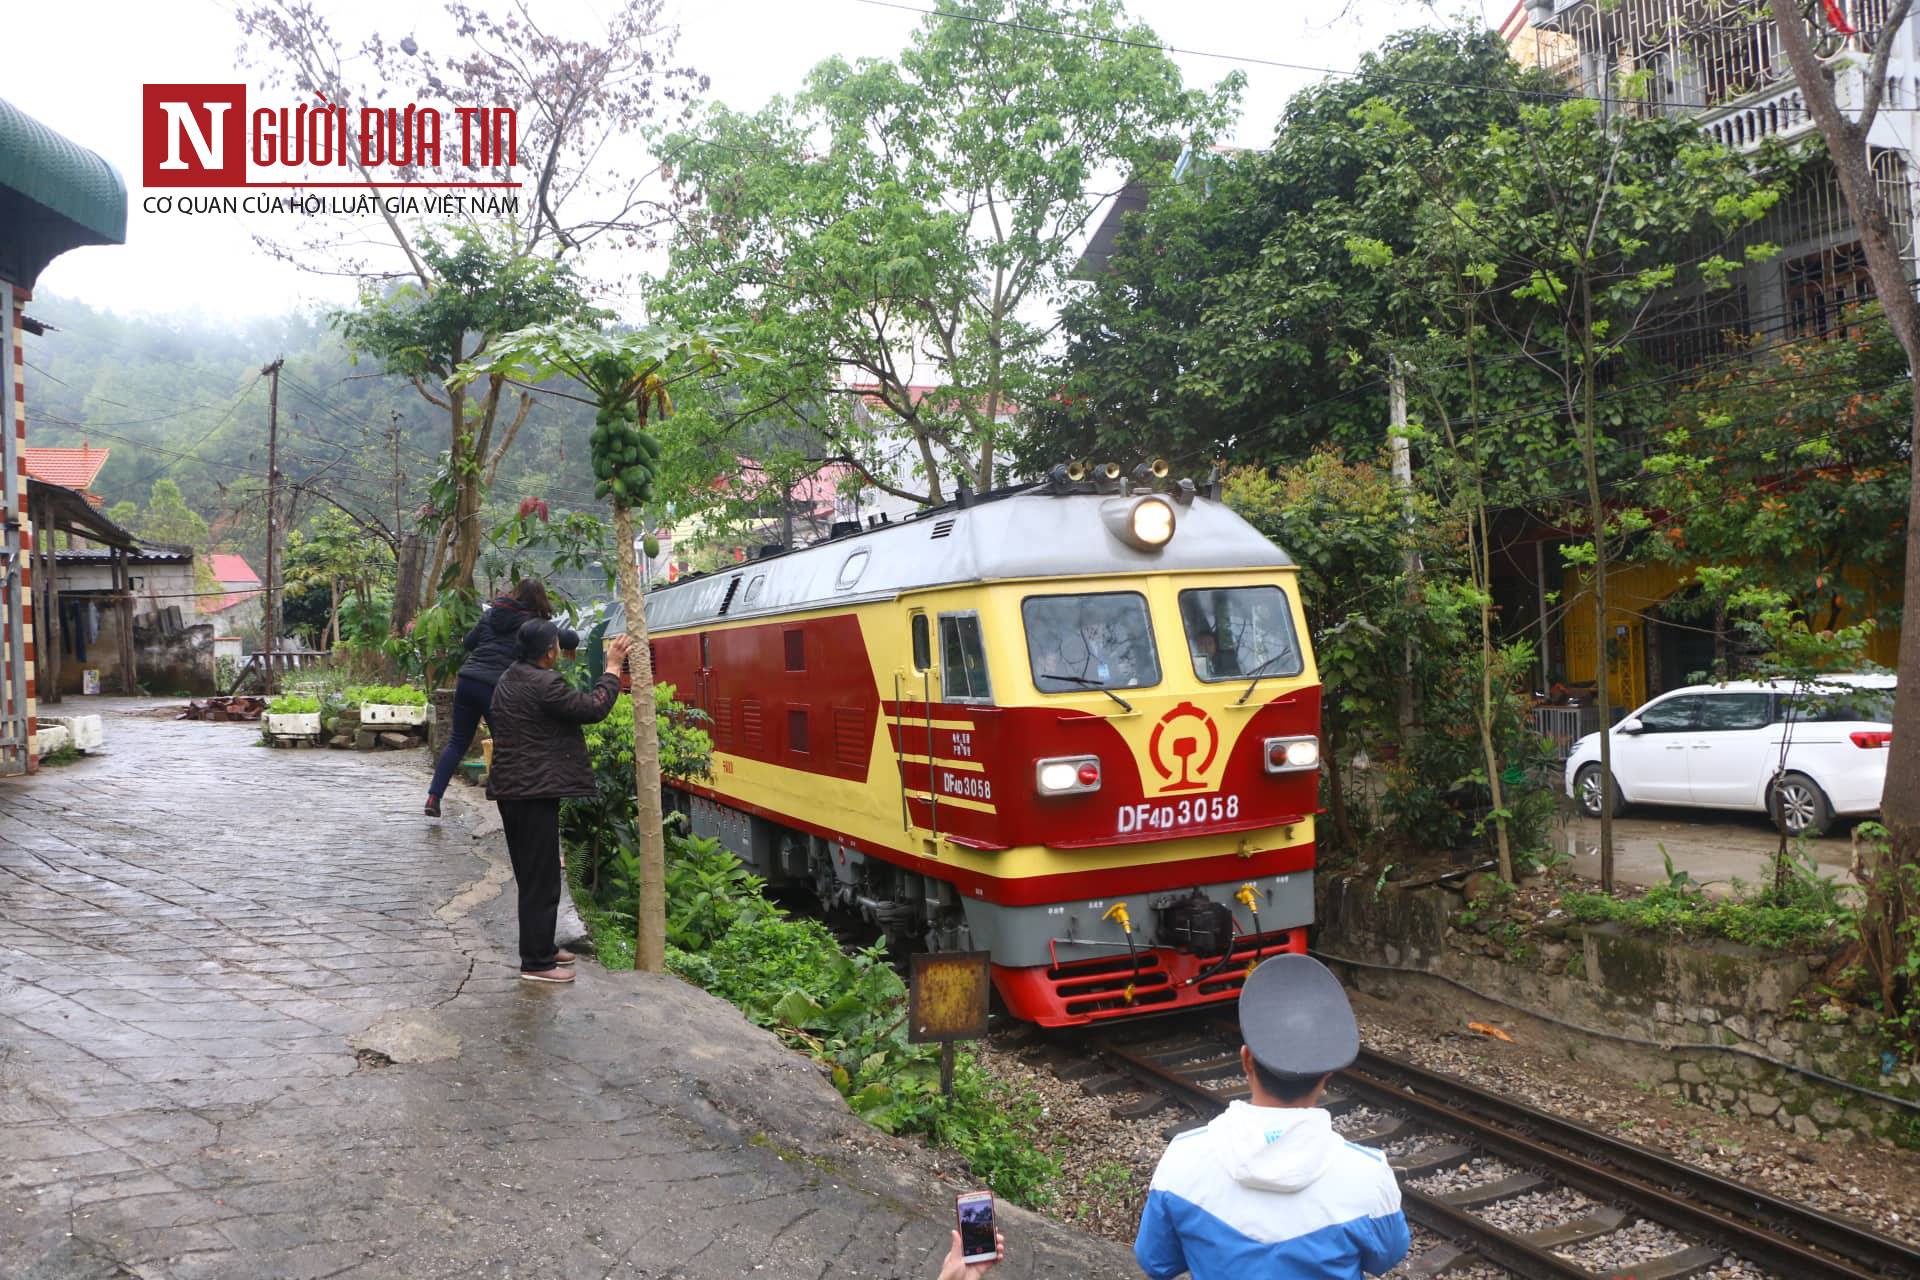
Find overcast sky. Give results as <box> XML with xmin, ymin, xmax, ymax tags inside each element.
<box><xmin>13</xmin><ymin>0</ymin><xmax>1481</xmax><ymax>322</ymax></box>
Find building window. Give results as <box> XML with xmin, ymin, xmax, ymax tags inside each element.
<box><xmin>1786</xmin><ymin>242</ymin><xmax>1873</xmax><ymax>339</ymax></box>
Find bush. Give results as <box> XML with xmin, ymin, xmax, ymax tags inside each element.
<box><xmin>568</xmin><ymin>827</ymin><xmax>1060</xmax><ymax>1207</ymax></box>
<box><xmin>561</xmin><ymin>685</ymin><xmax>712</xmax><ymax>898</ymax></box>
<box><xmin>1561</xmin><ymin>851</ymin><xmax>1853</xmax><ymax>952</ymax></box>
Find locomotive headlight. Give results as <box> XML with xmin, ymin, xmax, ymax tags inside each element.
<box><xmin>1036</xmin><ymin>755</ymin><xmax>1102</xmax><ymax>795</ymax></box>
<box><xmin>1102</xmin><ymin>495</ymin><xmax>1177</xmax><ymax>551</ymax></box>
<box><xmin>1132</xmin><ymin>497</ymin><xmax>1174</xmax><ymax>546</ymax></box>
<box><xmin>1264</xmin><ymin>736</ymin><xmax>1320</xmax><ymax>773</ymax></box>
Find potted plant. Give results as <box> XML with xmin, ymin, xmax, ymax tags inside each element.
<box><xmin>263</xmin><ymin>694</ymin><xmax>323</xmax><ymax>739</ymax></box>
<box><xmin>352</xmin><ymin>684</ymin><xmax>430</xmax><ymax>727</ymax></box>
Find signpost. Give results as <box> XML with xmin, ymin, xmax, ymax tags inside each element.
<box><xmin>908</xmin><ymin>950</ymin><xmax>992</xmax><ymax>1098</ymax></box>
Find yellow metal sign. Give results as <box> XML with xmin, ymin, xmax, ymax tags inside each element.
<box><xmin>908</xmin><ymin>951</ymin><xmax>992</xmax><ymax>1044</ymax></box>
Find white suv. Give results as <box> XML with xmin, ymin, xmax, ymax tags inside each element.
<box><xmin>1563</xmin><ymin>675</ymin><xmax>1894</xmax><ymax>837</ymax></box>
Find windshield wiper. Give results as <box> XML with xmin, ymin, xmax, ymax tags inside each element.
<box><xmin>1235</xmin><ymin>653</ymin><xmax>1293</xmax><ymax>706</ymax></box>
<box><xmin>1040</xmin><ymin>673</ymin><xmax>1133</xmax><ymax>713</ymax></box>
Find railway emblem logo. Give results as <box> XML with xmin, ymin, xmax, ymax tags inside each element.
<box><xmin>1148</xmin><ymin>701</ymin><xmax>1219</xmax><ymax>793</ymax></box>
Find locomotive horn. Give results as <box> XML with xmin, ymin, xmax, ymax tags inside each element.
<box><xmin>1065</xmin><ymin>459</ymin><xmax>1089</xmax><ymax>481</ymax></box>
<box><xmin>1150</xmin><ymin>457</ymin><xmax>1170</xmax><ymax>478</ymax></box>
<box><xmin>1098</xmin><ymin>461</ymin><xmax>1122</xmax><ymax>481</ymax></box>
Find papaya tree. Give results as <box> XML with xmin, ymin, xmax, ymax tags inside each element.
<box><xmin>458</xmin><ymin>323</ymin><xmax>740</xmax><ymax>972</ymax></box>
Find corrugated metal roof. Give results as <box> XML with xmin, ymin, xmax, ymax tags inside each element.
<box><xmin>55</xmin><ymin>547</ymin><xmax>193</xmax><ymax>564</ymax></box>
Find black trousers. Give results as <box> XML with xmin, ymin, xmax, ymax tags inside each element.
<box><xmin>497</xmin><ymin>796</ymin><xmax>563</xmax><ymax>971</ymax></box>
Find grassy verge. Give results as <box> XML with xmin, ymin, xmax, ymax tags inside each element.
<box><xmin>1560</xmin><ymin>848</ymin><xmax>1854</xmax><ymax>952</ymax></box>
<box><xmin>565</xmin><ymin>835</ymin><xmax>1061</xmax><ymax>1207</ymax></box>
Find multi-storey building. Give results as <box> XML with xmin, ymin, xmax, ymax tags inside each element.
<box><xmin>1498</xmin><ymin>1</ymin><xmax>1907</xmax><ymax>716</ymax></box>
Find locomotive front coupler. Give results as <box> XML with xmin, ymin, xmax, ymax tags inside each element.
<box><xmin>1154</xmin><ymin>890</ymin><xmax>1236</xmax><ymax>956</ymax></box>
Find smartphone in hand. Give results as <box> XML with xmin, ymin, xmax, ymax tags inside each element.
<box><xmin>956</xmin><ymin>1190</ymin><xmax>997</xmax><ymax>1264</ymax></box>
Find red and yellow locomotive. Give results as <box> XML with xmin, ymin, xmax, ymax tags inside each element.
<box><xmin>624</xmin><ymin>470</ymin><xmax>1320</xmax><ymax>1026</ymax></box>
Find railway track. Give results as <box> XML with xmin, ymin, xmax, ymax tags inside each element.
<box><xmin>1087</xmin><ymin>1019</ymin><xmax>1920</xmax><ymax>1280</ymax></box>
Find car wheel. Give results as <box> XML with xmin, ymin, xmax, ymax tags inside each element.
<box><xmin>1770</xmin><ymin>772</ymin><xmax>1833</xmax><ymax>838</ymax></box>
<box><xmin>1574</xmin><ymin>764</ymin><xmax>1622</xmax><ymax>818</ymax></box>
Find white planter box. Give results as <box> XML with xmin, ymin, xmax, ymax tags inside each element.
<box><xmin>265</xmin><ymin>712</ymin><xmax>323</xmax><ymax>737</ymax></box>
<box><xmin>361</xmin><ymin>703</ymin><xmax>429</xmax><ymax>726</ymax></box>
<box><xmin>32</xmin><ymin>725</ymin><xmax>71</xmax><ymax>756</ymax></box>
<box><xmin>45</xmin><ymin>715</ymin><xmax>103</xmax><ymax>750</ymax></box>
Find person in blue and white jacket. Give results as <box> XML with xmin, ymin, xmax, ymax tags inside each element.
<box><xmin>1134</xmin><ymin>954</ymin><xmax>1409</xmax><ymax>1280</ymax></box>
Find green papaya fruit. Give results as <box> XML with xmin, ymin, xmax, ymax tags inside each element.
<box><xmin>642</xmin><ymin>534</ymin><xmax>660</xmax><ymax>558</ymax></box>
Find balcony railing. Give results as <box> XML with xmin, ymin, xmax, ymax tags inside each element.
<box><xmin>1701</xmin><ymin>83</ymin><xmax>1814</xmax><ymax>152</ymax></box>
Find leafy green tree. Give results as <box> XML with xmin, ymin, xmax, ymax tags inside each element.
<box><xmin>1224</xmin><ymin>453</ymin><xmax>1443</xmax><ymax>851</ymax></box>
<box><xmin>463</xmin><ymin>321</ymin><xmax>742</xmax><ymax>974</ymax></box>
<box><xmin>1032</xmin><ymin>28</ymin><xmax>1548</xmax><ymax>472</ymax></box>
<box><xmin>1765</xmin><ymin>0</ymin><xmax>1920</xmax><ymax>1035</ymax></box>
<box><xmin>336</xmin><ymin>227</ymin><xmax>588</xmax><ymax>606</ymax></box>
<box><xmin>657</xmin><ymin>0</ymin><xmax>1232</xmax><ymax>506</ymax></box>
<box><xmin>122</xmin><ymin>479</ymin><xmax>220</xmax><ymax>596</ymax></box>
<box><xmin>1442</xmin><ymin>97</ymin><xmax>1778</xmax><ymax>887</ymax></box>
<box><xmin>1649</xmin><ymin>319</ymin><xmax>1910</xmax><ymax>643</ymax></box>
<box><xmin>283</xmin><ymin>509</ymin><xmax>395</xmax><ymax>649</ymax></box>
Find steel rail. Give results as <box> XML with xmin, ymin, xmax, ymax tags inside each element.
<box><xmin>1094</xmin><ymin>1029</ymin><xmax>1916</xmax><ymax>1280</ymax></box>
<box><xmin>1351</xmin><ymin>1049</ymin><xmax>1920</xmax><ymax>1280</ymax></box>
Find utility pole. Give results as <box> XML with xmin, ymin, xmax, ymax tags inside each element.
<box><xmin>389</xmin><ymin>411</ymin><xmax>404</xmax><ymax>538</ymax></box>
<box><xmin>261</xmin><ymin>357</ymin><xmax>284</xmax><ymax>694</ymax></box>
<box><xmin>1389</xmin><ymin>356</ymin><xmax>1417</xmax><ymax>739</ymax></box>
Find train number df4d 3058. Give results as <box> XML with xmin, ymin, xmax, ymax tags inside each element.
<box><xmin>1117</xmin><ymin>794</ymin><xmax>1241</xmax><ymax>835</ymax></box>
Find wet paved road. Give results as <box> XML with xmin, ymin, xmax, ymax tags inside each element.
<box><xmin>0</xmin><ymin>702</ymin><xmax>1130</xmax><ymax>1279</ymax></box>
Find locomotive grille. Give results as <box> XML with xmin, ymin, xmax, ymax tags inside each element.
<box><xmin>712</xmin><ymin>697</ymin><xmax>733</xmax><ymax>751</ymax></box>
<box><xmin>929</xmin><ymin>518</ymin><xmax>956</xmax><ymax>539</ymax></box>
<box><xmin>833</xmin><ymin>707</ymin><xmax>866</xmax><ymax>766</ymax></box>
<box><xmin>741</xmin><ymin>699</ymin><xmax>764</xmax><ymax>749</ymax></box>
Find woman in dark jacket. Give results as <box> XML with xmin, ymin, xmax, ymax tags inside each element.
<box><xmin>424</xmin><ymin>579</ymin><xmax>577</xmax><ymax>817</ymax></box>
<box><xmin>487</xmin><ymin>620</ymin><xmax>629</xmax><ymax>982</ymax></box>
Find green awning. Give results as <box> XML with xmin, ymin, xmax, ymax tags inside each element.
<box><xmin>0</xmin><ymin>96</ymin><xmax>126</xmax><ymax>290</ymax></box>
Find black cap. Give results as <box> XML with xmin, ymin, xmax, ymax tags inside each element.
<box><xmin>1239</xmin><ymin>954</ymin><xmax>1359</xmax><ymax>1078</ymax></box>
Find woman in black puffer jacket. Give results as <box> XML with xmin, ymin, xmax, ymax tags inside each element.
<box><xmin>424</xmin><ymin>579</ymin><xmax>577</xmax><ymax>817</ymax></box>
<box><xmin>487</xmin><ymin>620</ymin><xmax>628</xmax><ymax>982</ymax></box>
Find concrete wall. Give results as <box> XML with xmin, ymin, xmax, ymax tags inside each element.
<box><xmin>57</xmin><ymin>558</ymin><xmax>200</xmax><ymax>622</ymax></box>
<box><xmin>135</xmin><ymin>619</ymin><xmax>215</xmax><ymax>695</ymax></box>
<box><xmin>1317</xmin><ymin>874</ymin><xmax>1920</xmax><ymax>1145</ymax></box>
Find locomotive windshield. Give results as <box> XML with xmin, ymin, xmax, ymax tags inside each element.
<box><xmin>1179</xmin><ymin>586</ymin><xmax>1303</xmax><ymax>682</ymax></box>
<box><xmin>1023</xmin><ymin>592</ymin><xmax>1161</xmax><ymax>692</ymax></box>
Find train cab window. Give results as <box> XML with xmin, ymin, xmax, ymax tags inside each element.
<box><xmin>938</xmin><ymin>613</ymin><xmax>993</xmax><ymax>702</ymax></box>
<box><xmin>1022</xmin><ymin>592</ymin><xmax>1160</xmax><ymax>693</ymax></box>
<box><xmin>911</xmin><ymin>613</ymin><xmax>932</xmax><ymax>671</ymax></box>
<box><xmin>1178</xmin><ymin>587</ymin><xmax>1303</xmax><ymax>682</ymax></box>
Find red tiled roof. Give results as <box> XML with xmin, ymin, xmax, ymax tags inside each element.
<box><xmin>22</xmin><ymin>446</ymin><xmax>109</xmax><ymax>490</ymax></box>
<box><xmin>207</xmin><ymin>553</ymin><xmax>260</xmax><ymax>585</ymax></box>
<box><xmin>203</xmin><ymin>589</ymin><xmax>261</xmax><ymax>615</ymax></box>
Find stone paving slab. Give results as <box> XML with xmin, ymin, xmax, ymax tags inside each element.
<box><xmin>0</xmin><ymin>701</ymin><xmax>1135</xmax><ymax>1279</ymax></box>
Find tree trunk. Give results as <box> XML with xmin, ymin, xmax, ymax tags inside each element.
<box><xmin>614</xmin><ymin>504</ymin><xmax>668</xmax><ymax>973</ymax></box>
<box><xmin>1768</xmin><ymin>0</ymin><xmax>1920</xmax><ymax>1018</ymax></box>
<box><xmin>1580</xmin><ymin>278</ymin><xmax>1615</xmax><ymax>892</ymax></box>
